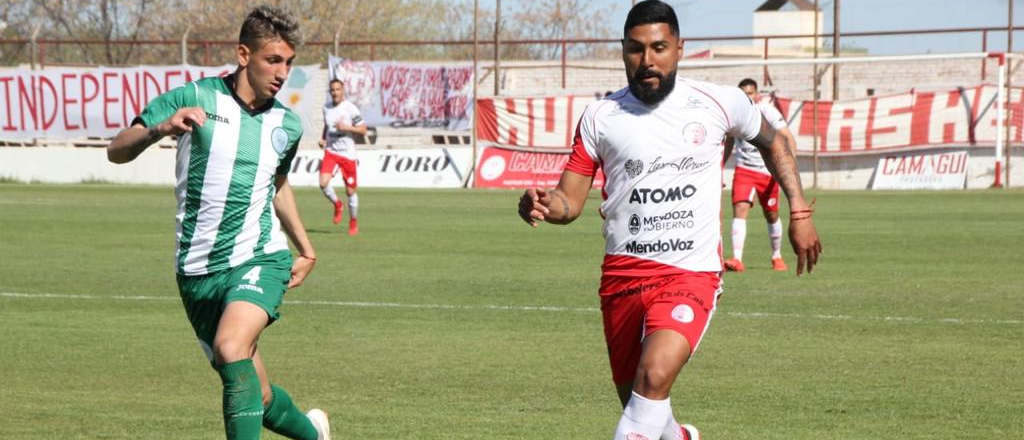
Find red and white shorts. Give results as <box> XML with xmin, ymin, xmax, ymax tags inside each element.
<box><xmin>599</xmin><ymin>272</ymin><xmax>722</xmax><ymax>385</ymax></box>
<box><xmin>731</xmin><ymin>166</ymin><xmax>779</xmax><ymax>212</ymax></box>
<box><xmin>320</xmin><ymin>152</ymin><xmax>358</xmax><ymax>190</ymax></box>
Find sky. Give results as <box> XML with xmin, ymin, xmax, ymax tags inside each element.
<box><xmin>487</xmin><ymin>0</ymin><xmax>1022</xmax><ymax>56</ymax></box>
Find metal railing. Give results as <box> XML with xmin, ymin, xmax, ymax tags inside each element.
<box><xmin>2</xmin><ymin>25</ymin><xmax>1022</xmax><ymax>90</ymax></box>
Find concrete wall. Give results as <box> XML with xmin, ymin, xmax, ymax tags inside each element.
<box><xmin>3</xmin><ymin>145</ymin><xmax>1022</xmax><ymax>189</ymax></box>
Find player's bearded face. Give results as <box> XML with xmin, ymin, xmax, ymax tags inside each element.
<box><xmin>623</xmin><ymin>23</ymin><xmax>682</xmax><ymax>106</ymax></box>
<box><xmin>629</xmin><ymin>66</ymin><xmax>677</xmax><ymax>105</ymax></box>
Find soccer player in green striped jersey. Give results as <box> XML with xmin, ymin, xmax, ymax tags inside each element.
<box><xmin>108</xmin><ymin>6</ymin><xmax>330</xmax><ymax>440</ymax></box>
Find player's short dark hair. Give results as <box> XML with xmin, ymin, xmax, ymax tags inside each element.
<box><xmin>239</xmin><ymin>5</ymin><xmax>302</xmax><ymax>51</ymax></box>
<box><xmin>738</xmin><ymin>78</ymin><xmax>758</xmax><ymax>89</ymax></box>
<box><xmin>624</xmin><ymin>0</ymin><xmax>680</xmax><ymax>38</ymax></box>
<box><xmin>329</xmin><ymin>79</ymin><xmax>344</xmax><ymax>87</ymax></box>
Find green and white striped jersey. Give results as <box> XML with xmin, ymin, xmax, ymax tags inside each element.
<box><xmin>138</xmin><ymin>76</ymin><xmax>302</xmax><ymax>276</ymax></box>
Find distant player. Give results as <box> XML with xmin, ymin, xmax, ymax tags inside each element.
<box><xmin>318</xmin><ymin>79</ymin><xmax>367</xmax><ymax>236</ymax></box>
<box><xmin>723</xmin><ymin>78</ymin><xmax>799</xmax><ymax>272</ymax></box>
<box><xmin>107</xmin><ymin>6</ymin><xmax>331</xmax><ymax>440</ymax></box>
<box><xmin>518</xmin><ymin>2</ymin><xmax>821</xmax><ymax>439</ymax></box>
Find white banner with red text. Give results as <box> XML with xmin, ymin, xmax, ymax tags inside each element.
<box><xmin>0</xmin><ymin>64</ymin><xmax>322</xmax><ymax>140</ymax></box>
<box><xmin>327</xmin><ymin>56</ymin><xmax>474</xmax><ymax>130</ymax></box>
<box><xmin>475</xmin><ymin>85</ymin><xmax>1024</xmax><ymax>154</ymax></box>
<box><xmin>287</xmin><ymin>147</ymin><xmax>473</xmax><ymax>188</ymax></box>
<box><xmin>871</xmin><ymin>150</ymin><xmax>969</xmax><ymax>190</ymax></box>
<box><xmin>0</xmin><ymin>146</ymin><xmax>472</xmax><ymax>188</ymax></box>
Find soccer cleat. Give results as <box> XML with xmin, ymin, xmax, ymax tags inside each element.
<box><xmin>723</xmin><ymin>258</ymin><xmax>745</xmax><ymax>272</ymax></box>
<box><xmin>771</xmin><ymin>257</ymin><xmax>788</xmax><ymax>271</ymax></box>
<box><xmin>332</xmin><ymin>201</ymin><xmax>344</xmax><ymax>224</ymax></box>
<box><xmin>306</xmin><ymin>408</ymin><xmax>331</xmax><ymax>440</ymax></box>
<box><xmin>348</xmin><ymin>218</ymin><xmax>358</xmax><ymax>236</ymax></box>
<box><xmin>681</xmin><ymin>423</ymin><xmax>700</xmax><ymax>440</ymax></box>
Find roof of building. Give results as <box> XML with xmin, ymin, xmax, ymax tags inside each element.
<box><xmin>755</xmin><ymin>0</ymin><xmax>819</xmax><ymax>12</ymax></box>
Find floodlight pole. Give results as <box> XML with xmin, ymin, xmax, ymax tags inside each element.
<box><xmin>832</xmin><ymin>0</ymin><xmax>840</xmax><ymax>100</ymax></box>
<box><xmin>494</xmin><ymin>0</ymin><xmax>501</xmax><ymax>96</ymax></box>
<box><xmin>471</xmin><ymin>0</ymin><xmax>479</xmax><ymax>188</ymax></box>
<box><xmin>30</xmin><ymin>23</ymin><xmax>41</xmax><ymax>70</ymax></box>
<box><xmin>812</xmin><ymin>0</ymin><xmax>820</xmax><ymax>189</ymax></box>
<box><xmin>994</xmin><ymin>53</ymin><xmax>1006</xmax><ymax>188</ymax></box>
<box><xmin>1006</xmin><ymin>0</ymin><xmax>1013</xmax><ymax>187</ymax></box>
<box><xmin>181</xmin><ymin>25</ymin><xmax>191</xmax><ymax>65</ymax></box>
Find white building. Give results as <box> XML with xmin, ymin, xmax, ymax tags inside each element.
<box><xmin>752</xmin><ymin>0</ymin><xmax>822</xmax><ymax>51</ymax></box>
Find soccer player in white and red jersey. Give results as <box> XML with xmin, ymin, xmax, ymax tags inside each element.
<box><xmin>318</xmin><ymin>79</ymin><xmax>367</xmax><ymax>236</ymax></box>
<box><xmin>517</xmin><ymin>2</ymin><xmax>821</xmax><ymax>439</ymax></box>
<box><xmin>722</xmin><ymin>78</ymin><xmax>799</xmax><ymax>272</ymax></box>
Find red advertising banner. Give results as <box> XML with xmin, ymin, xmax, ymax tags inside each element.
<box><xmin>476</xmin><ymin>85</ymin><xmax>1024</xmax><ymax>154</ymax></box>
<box><xmin>474</xmin><ymin>146</ymin><xmax>604</xmax><ymax>189</ymax></box>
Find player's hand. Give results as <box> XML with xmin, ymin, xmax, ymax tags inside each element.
<box><xmin>288</xmin><ymin>255</ymin><xmax>316</xmax><ymax>288</ymax></box>
<box><xmin>318</xmin><ymin>139</ymin><xmax>326</xmax><ymax>149</ymax></box>
<box><xmin>518</xmin><ymin>188</ymin><xmax>550</xmax><ymax>227</ymax></box>
<box><xmin>155</xmin><ymin>107</ymin><xmax>206</xmax><ymax>137</ymax></box>
<box><xmin>788</xmin><ymin>218</ymin><xmax>822</xmax><ymax>276</ymax></box>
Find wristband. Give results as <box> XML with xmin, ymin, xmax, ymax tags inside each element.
<box><xmin>790</xmin><ymin>198</ymin><xmax>816</xmax><ymax>221</ymax></box>
<box><xmin>297</xmin><ymin>255</ymin><xmax>317</xmax><ymax>262</ymax></box>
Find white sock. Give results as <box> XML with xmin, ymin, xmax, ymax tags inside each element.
<box><xmin>348</xmin><ymin>192</ymin><xmax>359</xmax><ymax>219</ymax></box>
<box><xmin>321</xmin><ymin>185</ymin><xmax>338</xmax><ymax>204</ymax></box>
<box><xmin>613</xmin><ymin>392</ymin><xmax>672</xmax><ymax>440</ymax></box>
<box><xmin>661</xmin><ymin>417</ymin><xmax>684</xmax><ymax>440</ymax></box>
<box><xmin>731</xmin><ymin>218</ymin><xmax>747</xmax><ymax>261</ymax></box>
<box><xmin>768</xmin><ymin>219</ymin><xmax>783</xmax><ymax>258</ymax></box>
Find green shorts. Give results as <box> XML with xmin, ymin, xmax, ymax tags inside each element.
<box><xmin>176</xmin><ymin>251</ymin><xmax>293</xmax><ymax>360</ymax></box>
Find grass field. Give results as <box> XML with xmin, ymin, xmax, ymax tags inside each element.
<box><xmin>1</xmin><ymin>184</ymin><xmax>1022</xmax><ymax>440</ymax></box>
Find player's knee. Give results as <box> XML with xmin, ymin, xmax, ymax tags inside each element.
<box><xmin>212</xmin><ymin>338</ymin><xmax>252</xmax><ymax>364</ymax></box>
<box><xmin>633</xmin><ymin>364</ymin><xmax>675</xmax><ymax>398</ymax></box>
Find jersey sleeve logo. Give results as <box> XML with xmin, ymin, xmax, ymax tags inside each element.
<box><xmin>271</xmin><ymin>127</ymin><xmax>289</xmax><ymax>155</ymax></box>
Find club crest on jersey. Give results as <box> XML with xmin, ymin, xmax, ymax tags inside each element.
<box><xmin>271</xmin><ymin>127</ymin><xmax>289</xmax><ymax>155</ymax></box>
<box><xmin>624</xmin><ymin>159</ymin><xmax>644</xmax><ymax>178</ymax></box>
<box><xmin>671</xmin><ymin>304</ymin><xmax>695</xmax><ymax>323</ymax></box>
<box><xmin>682</xmin><ymin>122</ymin><xmax>706</xmax><ymax>147</ymax></box>
<box><xmin>628</xmin><ymin>214</ymin><xmax>641</xmax><ymax>235</ymax></box>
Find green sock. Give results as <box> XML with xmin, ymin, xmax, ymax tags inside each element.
<box><xmin>216</xmin><ymin>359</ymin><xmax>264</xmax><ymax>440</ymax></box>
<box><xmin>263</xmin><ymin>384</ymin><xmax>318</xmax><ymax>440</ymax></box>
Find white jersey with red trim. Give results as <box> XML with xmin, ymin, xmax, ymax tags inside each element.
<box><xmin>565</xmin><ymin>79</ymin><xmax>762</xmax><ymax>275</ymax></box>
<box><xmin>732</xmin><ymin>100</ymin><xmax>786</xmax><ymax>175</ymax></box>
<box><xmin>323</xmin><ymin>100</ymin><xmax>365</xmax><ymax>160</ymax></box>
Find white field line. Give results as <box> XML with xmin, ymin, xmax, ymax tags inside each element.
<box><xmin>1</xmin><ymin>291</ymin><xmax>1021</xmax><ymax>326</ymax></box>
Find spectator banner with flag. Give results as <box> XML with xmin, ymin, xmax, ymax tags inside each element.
<box><xmin>328</xmin><ymin>56</ymin><xmax>474</xmax><ymax>130</ymax></box>
<box><xmin>0</xmin><ymin>64</ymin><xmax>322</xmax><ymax>140</ymax></box>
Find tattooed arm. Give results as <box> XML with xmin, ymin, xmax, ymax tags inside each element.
<box><xmin>518</xmin><ymin>171</ymin><xmax>594</xmax><ymax>227</ymax></box>
<box><xmin>749</xmin><ymin>115</ymin><xmax>823</xmax><ymax>275</ymax></box>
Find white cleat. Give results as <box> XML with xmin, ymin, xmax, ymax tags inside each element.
<box><xmin>306</xmin><ymin>408</ymin><xmax>331</xmax><ymax>440</ymax></box>
<box><xmin>681</xmin><ymin>424</ymin><xmax>701</xmax><ymax>440</ymax></box>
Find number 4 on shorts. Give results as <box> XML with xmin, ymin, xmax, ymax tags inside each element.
<box><xmin>242</xmin><ymin>266</ymin><xmax>262</xmax><ymax>284</ymax></box>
